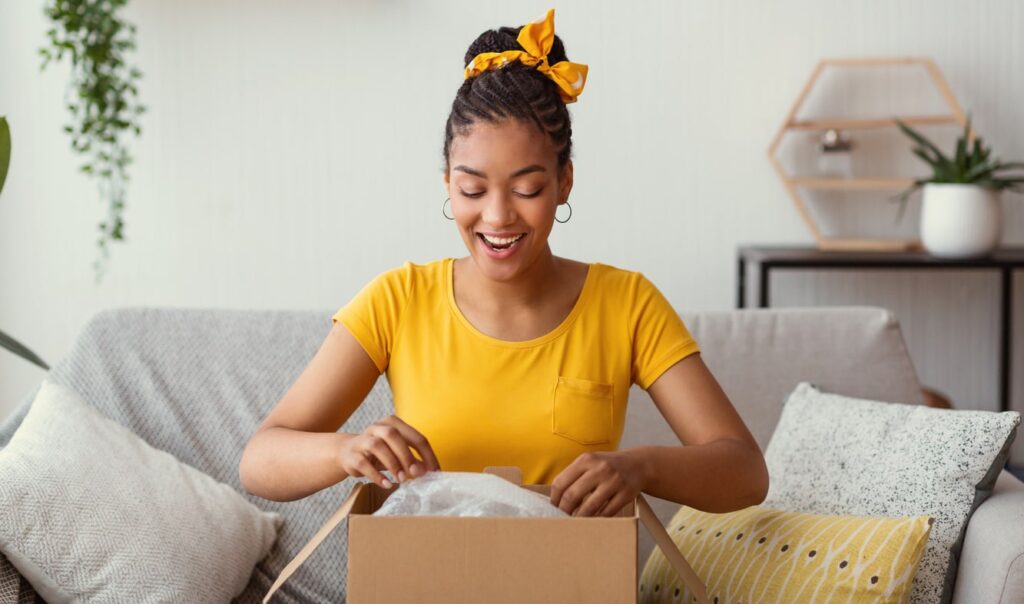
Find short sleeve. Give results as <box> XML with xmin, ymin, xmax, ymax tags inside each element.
<box><xmin>629</xmin><ymin>272</ymin><xmax>700</xmax><ymax>390</ymax></box>
<box><xmin>331</xmin><ymin>263</ymin><xmax>412</xmax><ymax>374</ymax></box>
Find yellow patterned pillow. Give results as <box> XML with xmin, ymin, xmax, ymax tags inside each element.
<box><xmin>640</xmin><ymin>505</ymin><xmax>933</xmax><ymax>604</ymax></box>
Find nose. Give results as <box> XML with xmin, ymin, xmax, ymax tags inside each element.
<box><xmin>480</xmin><ymin>191</ymin><xmax>518</xmax><ymax>228</ymax></box>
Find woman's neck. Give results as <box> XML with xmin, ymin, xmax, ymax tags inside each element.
<box><xmin>459</xmin><ymin>247</ymin><xmax>563</xmax><ymax>313</ymax></box>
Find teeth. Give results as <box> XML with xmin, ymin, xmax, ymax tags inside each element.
<box><xmin>482</xmin><ymin>233</ymin><xmax>525</xmax><ymax>245</ymax></box>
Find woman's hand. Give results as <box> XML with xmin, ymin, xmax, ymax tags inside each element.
<box><xmin>337</xmin><ymin>415</ymin><xmax>442</xmax><ymax>490</ymax></box>
<box><xmin>549</xmin><ymin>450</ymin><xmax>649</xmax><ymax>517</ymax></box>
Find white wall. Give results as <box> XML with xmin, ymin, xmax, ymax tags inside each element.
<box><xmin>2</xmin><ymin>1</ymin><xmax>1022</xmax><ymax>457</ymax></box>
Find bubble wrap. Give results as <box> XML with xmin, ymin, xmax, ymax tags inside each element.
<box><xmin>371</xmin><ymin>471</ymin><xmax>569</xmax><ymax>518</ymax></box>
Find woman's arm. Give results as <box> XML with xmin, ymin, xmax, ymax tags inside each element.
<box><xmin>633</xmin><ymin>352</ymin><xmax>769</xmax><ymax>512</ymax></box>
<box><xmin>549</xmin><ymin>352</ymin><xmax>769</xmax><ymax>517</ymax></box>
<box><xmin>241</xmin><ymin>322</ymin><xmax>442</xmax><ymax>501</ymax></box>
<box><xmin>239</xmin><ymin>323</ymin><xmax>392</xmax><ymax>501</ymax></box>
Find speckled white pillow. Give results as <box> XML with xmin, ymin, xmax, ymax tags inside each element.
<box><xmin>764</xmin><ymin>382</ymin><xmax>1019</xmax><ymax>604</ymax></box>
<box><xmin>0</xmin><ymin>379</ymin><xmax>284</xmax><ymax>602</ymax></box>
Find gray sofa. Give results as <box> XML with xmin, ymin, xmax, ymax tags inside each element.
<box><xmin>1</xmin><ymin>306</ymin><xmax>1021</xmax><ymax>603</ymax></box>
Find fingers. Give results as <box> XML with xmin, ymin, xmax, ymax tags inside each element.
<box><xmin>550</xmin><ymin>452</ymin><xmax>638</xmax><ymax>517</ymax></box>
<box><xmin>351</xmin><ymin>450</ymin><xmax>393</xmax><ymax>490</ymax></box>
<box><xmin>550</xmin><ymin>458</ymin><xmax>589</xmax><ymax>509</ymax></box>
<box><xmin>573</xmin><ymin>483</ymin><xmax>615</xmax><ymax>517</ymax></box>
<box><xmin>363</xmin><ymin>435</ymin><xmax>404</xmax><ymax>485</ymax></box>
<box><xmin>382</xmin><ymin>416</ymin><xmax>443</xmax><ymax>473</ymax></box>
<box><xmin>598</xmin><ymin>491</ymin><xmax>633</xmax><ymax>518</ymax></box>
<box><xmin>345</xmin><ymin>416</ymin><xmax>441</xmax><ymax>491</ymax></box>
<box><xmin>367</xmin><ymin>423</ymin><xmax>420</xmax><ymax>480</ymax></box>
<box><xmin>552</xmin><ymin>470</ymin><xmax>597</xmax><ymax>515</ymax></box>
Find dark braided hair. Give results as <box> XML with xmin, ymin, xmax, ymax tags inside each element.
<box><xmin>442</xmin><ymin>24</ymin><xmax>575</xmax><ymax>173</ymax></box>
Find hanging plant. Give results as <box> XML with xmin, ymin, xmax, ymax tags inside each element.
<box><xmin>39</xmin><ymin>0</ymin><xmax>145</xmax><ymax>284</ymax></box>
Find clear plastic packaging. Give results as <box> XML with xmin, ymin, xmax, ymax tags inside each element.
<box><xmin>371</xmin><ymin>471</ymin><xmax>568</xmax><ymax>518</ymax></box>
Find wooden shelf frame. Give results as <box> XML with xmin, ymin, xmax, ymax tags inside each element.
<box><xmin>767</xmin><ymin>57</ymin><xmax>973</xmax><ymax>252</ymax></box>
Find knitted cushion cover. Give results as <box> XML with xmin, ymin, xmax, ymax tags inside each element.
<box><xmin>0</xmin><ymin>380</ymin><xmax>283</xmax><ymax>602</ymax></box>
<box><xmin>762</xmin><ymin>382</ymin><xmax>1019</xmax><ymax>604</ymax></box>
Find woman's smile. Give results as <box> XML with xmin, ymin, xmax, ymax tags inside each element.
<box><xmin>477</xmin><ymin>231</ymin><xmax>528</xmax><ymax>258</ymax></box>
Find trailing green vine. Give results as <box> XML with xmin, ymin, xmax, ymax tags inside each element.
<box><xmin>39</xmin><ymin>0</ymin><xmax>145</xmax><ymax>284</ymax></box>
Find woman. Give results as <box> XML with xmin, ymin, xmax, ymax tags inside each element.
<box><xmin>239</xmin><ymin>9</ymin><xmax>768</xmax><ymax>518</ymax></box>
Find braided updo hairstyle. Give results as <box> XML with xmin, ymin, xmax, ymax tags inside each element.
<box><xmin>442</xmin><ymin>24</ymin><xmax>574</xmax><ymax>173</ymax></box>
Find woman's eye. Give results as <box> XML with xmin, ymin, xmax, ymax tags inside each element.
<box><xmin>459</xmin><ymin>189</ymin><xmax>542</xmax><ymax>198</ymax></box>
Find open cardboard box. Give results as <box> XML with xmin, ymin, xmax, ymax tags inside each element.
<box><xmin>264</xmin><ymin>466</ymin><xmax>707</xmax><ymax>603</ymax></box>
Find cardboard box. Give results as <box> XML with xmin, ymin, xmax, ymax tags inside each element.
<box><xmin>264</xmin><ymin>467</ymin><xmax>707</xmax><ymax>603</ymax></box>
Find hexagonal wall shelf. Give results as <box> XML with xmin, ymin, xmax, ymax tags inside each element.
<box><xmin>767</xmin><ymin>57</ymin><xmax>972</xmax><ymax>251</ymax></box>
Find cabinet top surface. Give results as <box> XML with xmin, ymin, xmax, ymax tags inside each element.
<box><xmin>738</xmin><ymin>245</ymin><xmax>1024</xmax><ymax>267</ymax></box>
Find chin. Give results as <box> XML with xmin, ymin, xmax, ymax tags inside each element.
<box><xmin>469</xmin><ymin>247</ymin><xmax>532</xmax><ymax>281</ymax></box>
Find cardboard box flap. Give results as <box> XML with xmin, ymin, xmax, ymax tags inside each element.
<box><xmin>263</xmin><ymin>468</ymin><xmax>708</xmax><ymax>604</ymax></box>
<box><xmin>262</xmin><ymin>481</ymin><xmax>364</xmax><ymax>604</ymax></box>
<box><xmin>636</xmin><ymin>495</ymin><xmax>708</xmax><ymax>603</ymax></box>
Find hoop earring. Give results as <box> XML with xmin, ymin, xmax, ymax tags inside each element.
<box><xmin>554</xmin><ymin>201</ymin><xmax>572</xmax><ymax>224</ymax></box>
<box><xmin>442</xmin><ymin>197</ymin><xmax>454</xmax><ymax>220</ymax></box>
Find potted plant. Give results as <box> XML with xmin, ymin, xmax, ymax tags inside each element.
<box><xmin>0</xmin><ymin>116</ymin><xmax>50</xmax><ymax>370</ymax></box>
<box><xmin>895</xmin><ymin>116</ymin><xmax>1024</xmax><ymax>258</ymax></box>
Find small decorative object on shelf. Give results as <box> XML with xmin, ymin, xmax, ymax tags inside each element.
<box><xmin>768</xmin><ymin>57</ymin><xmax>969</xmax><ymax>252</ymax></box>
<box><xmin>817</xmin><ymin>129</ymin><xmax>854</xmax><ymax>178</ymax></box>
<box><xmin>895</xmin><ymin>117</ymin><xmax>1024</xmax><ymax>258</ymax></box>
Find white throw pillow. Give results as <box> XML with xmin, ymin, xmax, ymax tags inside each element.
<box><xmin>0</xmin><ymin>379</ymin><xmax>283</xmax><ymax>602</ymax></box>
<box><xmin>764</xmin><ymin>382</ymin><xmax>1020</xmax><ymax>604</ymax></box>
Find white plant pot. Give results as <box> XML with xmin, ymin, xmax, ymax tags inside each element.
<box><xmin>919</xmin><ymin>183</ymin><xmax>1002</xmax><ymax>258</ymax></box>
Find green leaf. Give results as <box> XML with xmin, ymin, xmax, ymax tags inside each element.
<box><xmin>954</xmin><ymin>118</ymin><xmax>968</xmax><ymax>175</ymax></box>
<box><xmin>0</xmin><ymin>117</ymin><xmax>9</xmax><ymax>198</ymax></box>
<box><xmin>43</xmin><ymin>0</ymin><xmax>145</xmax><ymax>263</ymax></box>
<box><xmin>0</xmin><ymin>328</ymin><xmax>50</xmax><ymax>370</ymax></box>
<box><xmin>896</xmin><ymin>118</ymin><xmax>951</xmax><ymax>165</ymax></box>
<box><xmin>964</xmin><ymin>162</ymin><xmax>999</xmax><ymax>183</ymax></box>
<box><xmin>969</xmin><ymin>138</ymin><xmax>984</xmax><ymax>168</ymax></box>
<box><xmin>911</xmin><ymin>147</ymin><xmax>941</xmax><ymax>171</ymax></box>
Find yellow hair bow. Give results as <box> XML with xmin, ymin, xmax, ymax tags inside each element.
<box><xmin>463</xmin><ymin>8</ymin><xmax>589</xmax><ymax>104</ymax></box>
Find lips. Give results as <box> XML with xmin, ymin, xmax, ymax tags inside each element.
<box><xmin>477</xmin><ymin>231</ymin><xmax>526</xmax><ymax>238</ymax></box>
<box><xmin>476</xmin><ymin>232</ymin><xmax>527</xmax><ymax>257</ymax></box>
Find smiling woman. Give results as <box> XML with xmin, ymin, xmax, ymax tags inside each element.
<box><xmin>240</xmin><ymin>8</ymin><xmax>768</xmax><ymax>521</ymax></box>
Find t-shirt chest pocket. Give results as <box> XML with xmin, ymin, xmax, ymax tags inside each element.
<box><xmin>552</xmin><ymin>376</ymin><xmax>614</xmax><ymax>445</ymax></box>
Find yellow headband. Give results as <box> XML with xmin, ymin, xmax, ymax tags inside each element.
<box><xmin>463</xmin><ymin>8</ymin><xmax>588</xmax><ymax>104</ymax></box>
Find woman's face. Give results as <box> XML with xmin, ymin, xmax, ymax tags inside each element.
<box><xmin>444</xmin><ymin>119</ymin><xmax>573</xmax><ymax>282</ymax></box>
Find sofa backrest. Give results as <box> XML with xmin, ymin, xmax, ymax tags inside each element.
<box><xmin>620</xmin><ymin>305</ymin><xmax>925</xmax><ymax>454</ymax></box>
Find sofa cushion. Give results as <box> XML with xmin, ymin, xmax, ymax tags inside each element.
<box><xmin>640</xmin><ymin>504</ymin><xmax>933</xmax><ymax>603</ymax></box>
<box><xmin>0</xmin><ymin>379</ymin><xmax>283</xmax><ymax>602</ymax></box>
<box><xmin>763</xmin><ymin>382</ymin><xmax>1020</xmax><ymax>604</ymax></box>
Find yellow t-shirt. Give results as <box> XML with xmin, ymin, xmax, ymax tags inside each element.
<box><xmin>331</xmin><ymin>257</ymin><xmax>700</xmax><ymax>485</ymax></box>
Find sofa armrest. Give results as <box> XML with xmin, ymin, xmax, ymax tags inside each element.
<box><xmin>953</xmin><ymin>469</ymin><xmax>1024</xmax><ymax>603</ymax></box>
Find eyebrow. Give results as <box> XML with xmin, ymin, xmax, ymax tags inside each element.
<box><xmin>452</xmin><ymin>164</ymin><xmax>547</xmax><ymax>179</ymax></box>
